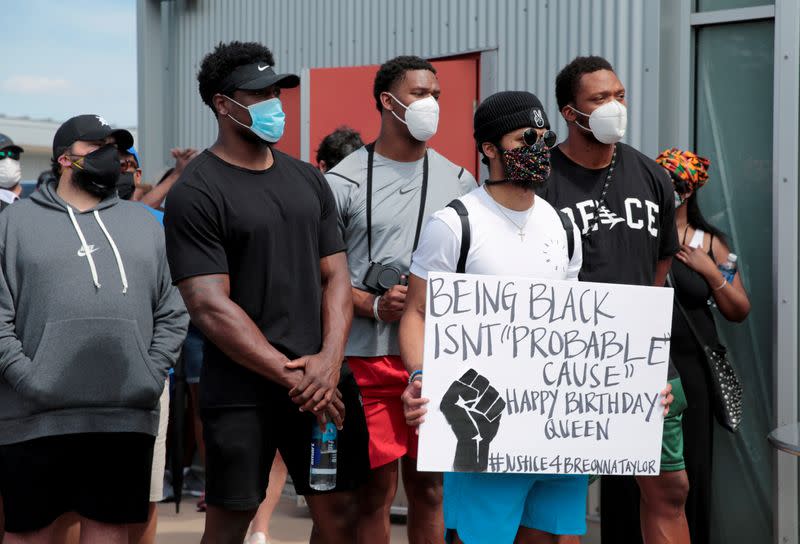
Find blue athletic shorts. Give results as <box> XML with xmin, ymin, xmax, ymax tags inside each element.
<box><xmin>443</xmin><ymin>472</ymin><xmax>588</xmax><ymax>543</ymax></box>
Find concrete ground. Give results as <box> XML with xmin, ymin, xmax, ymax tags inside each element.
<box><xmin>154</xmin><ymin>498</ymin><xmax>600</xmax><ymax>543</ymax></box>
<box><xmin>154</xmin><ymin>497</ymin><xmax>410</xmax><ymax>544</ymax></box>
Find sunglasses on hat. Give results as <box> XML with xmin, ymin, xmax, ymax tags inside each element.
<box><xmin>0</xmin><ymin>150</ymin><xmax>20</xmax><ymax>160</ymax></box>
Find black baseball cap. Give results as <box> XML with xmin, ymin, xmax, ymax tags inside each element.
<box><xmin>219</xmin><ymin>62</ymin><xmax>300</xmax><ymax>96</ymax></box>
<box><xmin>0</xmin><ymin>133</ymin><xmax>23</xmax><ymax>153</ymax></box>
<box><xmin>52</xmin><ymin>114</ymin><xmax>135</xmax><ymax>159</ymax></box>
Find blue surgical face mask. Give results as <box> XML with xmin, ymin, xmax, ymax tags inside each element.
<box><xmin>224</xmin><ymin>95</ymin><xmax>285</xmax><ymax>143</ymax></box>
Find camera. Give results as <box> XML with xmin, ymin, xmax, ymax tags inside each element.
<box><xmin>362</xmin><ymin>261</ymin><xmax>407</xmax><ymax>295</ymax></box>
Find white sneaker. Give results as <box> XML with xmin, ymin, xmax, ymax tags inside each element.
<box><xmin>247</xmin><ymin>532</ymin><xmax>268</xmax><ymax>544</ymax></box>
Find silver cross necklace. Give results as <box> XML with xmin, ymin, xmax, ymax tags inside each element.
<box><xmin>484</xmin><ymin>185</ymin><xmax>535</xmax><ymax>241</ymax></box>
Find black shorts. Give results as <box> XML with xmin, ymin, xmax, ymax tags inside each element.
<box><xmin>0</xmin><ymin>432</ymin><xmax>154</xmax><ymax>533</ymax></box>
<box><xmin>202</xmin><ymin>363</ymin><xmax>370</xmax><ymax>510</ymax></box>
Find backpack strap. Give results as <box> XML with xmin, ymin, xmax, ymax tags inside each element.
<box><xmin>557</xmin><ymin>210</ymin><xmax>575</xmax><ymax>261</ymax></box>
<box><xmin>446</xmin><ymin>201</ymin><xmax>571</xmax><ymax>272</ymax></box>
<box><xmin>447</xmin><ymin>199</ymin><xmax>470</xmax><ymax>274</ymax></box>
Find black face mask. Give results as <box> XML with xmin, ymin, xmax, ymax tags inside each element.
<box><xmin>116</xmin><ymin>172</ymin><xmax>135</xmax><ymax>200</ymax></box>
<box><xmin>70</xmin><ymin>145</ymin><xmax>121</xmax><ymax>198</ymax></box>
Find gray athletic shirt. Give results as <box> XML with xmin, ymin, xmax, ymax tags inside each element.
<box><xmin>326</xmin><ymin>146</ymin><xmax>476</xmax><ymax>357</ymax></box>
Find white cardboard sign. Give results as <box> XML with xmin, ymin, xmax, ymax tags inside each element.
<box><xmin>417</xmin><ymin>272</ymin><xmax>674</xmax><ymax>475</ymax></box>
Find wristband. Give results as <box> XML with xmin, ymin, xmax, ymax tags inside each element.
<box><xmin>408</xmin><ymin>369</ymin><xmax>423</xmax><ymax>385</ymax></box>
<box><xmin>713</xmin><ymin>278</ymin><xmax>727</xmax><ymax>291</ymax></box>
<box><xmin>373</xmin><ymin>295</ymin><xmax>383</xmax><ymax>322</ymax></box>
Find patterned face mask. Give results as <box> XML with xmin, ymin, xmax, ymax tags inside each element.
<box><xmin>500</xmin><ymin>139</ymin><xmax>552</xmax><ymax>187</ymax></box>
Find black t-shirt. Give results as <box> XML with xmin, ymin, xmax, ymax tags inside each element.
<box><xmin>164</xmin><ymin>149</ymin><xmax>345</xmax><ymax>406</ymax></box>
<box><xmin>538</xmin><ymin>143</ymin><xmax>679</xmax><ymax>286</ymax></box>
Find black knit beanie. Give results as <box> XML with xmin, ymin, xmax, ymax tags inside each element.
<box><xmin>473</xmin><ymin>91</ymin><xmax>550</xmax><ymax>144</ymax></box>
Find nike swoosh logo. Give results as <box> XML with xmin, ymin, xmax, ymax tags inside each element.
<box><xmin>77</xmin><ymin>245</ymin><xmax>99</xmax><ymax>257</ymax></box>
<box><xmin>399</xmin><ymin>186</ymin><xmax>419</xmax><ymax>195</ymax></box>
<box><xmin>258</xmin><ymin>64</ymin><xmax>269</xmax><ymax>71</ymax></box>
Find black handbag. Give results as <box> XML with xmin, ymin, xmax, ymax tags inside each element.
<box><xmin>668</xmin><ymin>275</ymin><xmax>743</xmax><ymax>433</ymax></box>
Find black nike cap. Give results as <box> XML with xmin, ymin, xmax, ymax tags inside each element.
<box><xmin>219</xmin><ymin>62</ymin><xmax>300</xmax><ymax>96</ymax></box>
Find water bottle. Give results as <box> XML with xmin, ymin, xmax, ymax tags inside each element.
<box><xmin>718</xmin><ymin>253</ymin><xmax>738</xmax><ymax>283</ymax></box>
<box><xmin>309</xmin><ymin>421</ymin><xmax>337</xmax><ymax>491</ymax></box>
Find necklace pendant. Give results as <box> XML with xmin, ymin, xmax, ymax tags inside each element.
<box><xmin>518</xmin><ymin>230</ymin><xmax>525</xmax><ymax>241</ymax></box>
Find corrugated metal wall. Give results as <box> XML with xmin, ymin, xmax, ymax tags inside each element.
<box><xmin>138</xmin><ymin>0</ymin><xmax>660</xmax><ymax>176</ymax></box>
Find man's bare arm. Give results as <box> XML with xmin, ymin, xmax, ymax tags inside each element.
<box><xmin>177</xmin><ymin>274</ymin><xmax>301</xmax><ymax>389</ymax></box>
<box><xmin>141</xmin><ymin>148</ymin><xmax>199</xmax><ymax>210</ymax></box>
<box><xmin>352</xmin><ymin>283</ymin><xmax>407</xmax><ymax>323</ymax></box>
<box><xmin>350</xmin><ymin>287</ymin><xmax>375</xmax><ymax>319</ymax></box>
<box><xmin>140</xmin><ymin>170</ymin><xmax>179</xmax><ymax>210</ymax></box>
<box><xmin>398</xmin><ymin>274</ymin><xmax>427</xmax><ymax>373</ymax></box>
<box><xmin>399</xmin><ymin>274</ymin><xmax>429</xmax><ymax>428</ymax></box>
<box><xmin>654</xmin><ymin>256</ymin><xmax>673</xmax><ymax>287</ymax></box>
<box><xmin>352</xmin><ymin>287</ymin><xmax>376</xmax><ymax>319</ymax></box>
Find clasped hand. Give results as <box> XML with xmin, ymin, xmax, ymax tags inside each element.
<box><xmin>285</xmin><ymin>353</ymin><xmax>344</xmax><ymax>430</ymax></box>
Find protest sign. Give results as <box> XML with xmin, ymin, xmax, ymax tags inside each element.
<box><xmin>417</xmin><ymin>272</ymin><xmax>674</xmax><ymax>476</ymax></box>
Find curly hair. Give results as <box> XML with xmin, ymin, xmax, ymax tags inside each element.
<box><xmin>197</xmin><ymin>41</ymin><xmax>275</xmax><ymax>115</ymax></box>
<box><xmin>555</xmin><ymin>56</ymin><xmax>614</xmax><ymax>111</ymax></box>
<box><xmin>373</xmin><ymin>56</ymin><xmax>436</xmax><ymax>112</ymax></box>
<box><xmin>316</xmin><ymin>127</ymin><xmax>364</xmax><ymax>169</ymax></box>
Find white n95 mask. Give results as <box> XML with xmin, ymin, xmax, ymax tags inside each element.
<box><xmin>386</xmin><ymin>93</ymin><xmax>440</xmax><ymax>141</ymax></box>
<box><xmin>569</xmin><ymin>100</ymin><xmax>627</xmax><ymax>144</ymax></box>
<box><xmin>0</xmin><ymin>158</ymin><xmax>21</xmax><ymax>189</ymax></box>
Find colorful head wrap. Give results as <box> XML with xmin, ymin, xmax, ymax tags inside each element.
<box><xmin>655</xmin><ymin>147</ymin><xmax>710</xmax><ymax>192</ymax></box>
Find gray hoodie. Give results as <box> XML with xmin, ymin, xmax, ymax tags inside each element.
<box><xmin>0</xmin><ymin>181</ymin><xmax>188</xmax><ymax>445</ymax></box>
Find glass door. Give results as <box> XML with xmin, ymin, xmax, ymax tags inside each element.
<box><xmin>694</xmin><ymin>19</ymin><xmax>774</xmax><ymax>544</ymax></box>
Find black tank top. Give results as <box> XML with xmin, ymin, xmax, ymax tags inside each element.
<box><xmin>671</xmin><ymin>230</ymin><xmax>720</xmax><ymax>358</ymax></box>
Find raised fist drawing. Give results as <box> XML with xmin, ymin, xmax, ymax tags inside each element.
<box><xmin>440</xmin><ymin>369</ymin><xmax>506</xmax><ymax>471</ymax></box>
